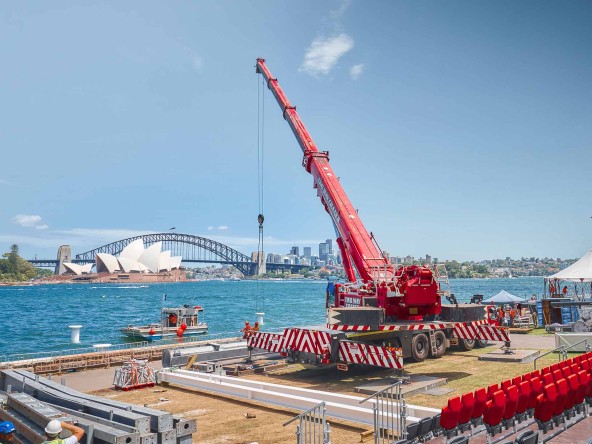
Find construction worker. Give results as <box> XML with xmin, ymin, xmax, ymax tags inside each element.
<box><xmin>43</xmin><ymin>420</ymin><xmax>84</xmax><ymax>444</ymax></box>
<box><xmin>0</xmin><ymin>421</ymin><xmax>15</xmax><ymax>443</ymax></box>
<box><xmin>253</xmin><ymin>321</ymin><xmax>260</xmax><ymax>332</ymax></box>
<box><xmin>562</xmin><ymin>286</ymin><xmax>568</xmax><ymax>296</ymax></box>
<box><xmin>240</xmin><ymin>321</ymin><xmax>252</xmax><ymax>339</ymax></box>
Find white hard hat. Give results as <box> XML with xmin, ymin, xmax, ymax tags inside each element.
<box><xmin>45</xmin><ymin>419</ymin><xmax>62</xmax><ymax>435</ymax></box>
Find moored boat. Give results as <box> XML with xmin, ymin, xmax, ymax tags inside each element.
<box><xmin>121</xmin><ymin>305</ymin><xmax>208</xmax><ymax>341</ymax></box>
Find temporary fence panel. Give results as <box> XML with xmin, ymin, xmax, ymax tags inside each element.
<box><xmin>283</xmin><ymin>401</ymin><xmax>331</xmax><ymax>444</ymax></box>
<box><xmin>359</xmin><ymin>381</ymin><xmax>406</xmax><ymax>444</ymax></box>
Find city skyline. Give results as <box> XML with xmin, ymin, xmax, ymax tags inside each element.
<box><xmin>1</xmin><ymin>2</ymin><xmax>591</xmax><ymax>262</ymax></box>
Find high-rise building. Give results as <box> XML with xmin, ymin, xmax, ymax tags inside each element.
<box><xmin>326</xmin><ymin>239</ymin><xmax>333</xmax><ymax>255</ymax></box>
<box><xmin>319</xmin><ymin>242</ymin><xmax>328</xmax><ymax>261</ymax></box>
<box><xmin>290</xmin><ymin>246</ymin><xmax>300</xmax><ymax>256</ymax></box>
<box><xmin>425</xmin><ymin>254</ymin><xmax>432</xmax><ymax>264</ymax></box>
<box><xmin>303</xmin><ymin>247</ymin><xmax>311</xmax><ymax>259</ymax></box>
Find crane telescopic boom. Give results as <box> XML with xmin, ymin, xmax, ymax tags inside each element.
<box><xmin>256</xmin><ymin>58</ymin><xmax>392</xmax><ymax>284</ymax></box>
<box><xmin>256</xmin><ymin>58</ymin><xmax>441</xmax><ymax>321</ymax></box>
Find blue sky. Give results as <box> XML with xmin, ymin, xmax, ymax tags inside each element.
<box><xmin>1</xmin><ymin>1</ymin><xmax>591</xmax><ymax>262</ymax></box>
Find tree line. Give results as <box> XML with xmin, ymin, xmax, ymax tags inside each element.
<box><xmin>0</xmin><ymin>244</ymin><xmax>50</xmax><ymax>282</ymax></box>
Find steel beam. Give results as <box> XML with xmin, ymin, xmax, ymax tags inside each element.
<box><xmin>165</xmin><ymin>369</ymin><xmax>439</xmax><ymax>419</ymax></box>
<box><xmin>1</xmin><ymin>370</ymin><xmax>150</xmax><ymax>433</ymax></box>
<box><xmin>0</xmin><ymin>407</ymin><xmax>46</xmax><ymax>444</ymax></box>
<box><xmin>159</xmin><ymin>369</ymin><xmax>427</xmax><ymax>428</ymax></box>
<box><xmin>9</xmin><ymin>370</ymin><xmax>170</xmax><ymax>432</ymax></box>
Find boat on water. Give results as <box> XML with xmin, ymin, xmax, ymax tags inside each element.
<box><xmin>121</xmin><ymin>305</ymin><xmax>208</xmax><ymax>341</ymax></box>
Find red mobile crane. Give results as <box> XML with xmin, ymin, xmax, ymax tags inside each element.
<box><xmin>249</xmin><ymin>59</ymin><xmax>509</xmax><ymax>367</ymax></box>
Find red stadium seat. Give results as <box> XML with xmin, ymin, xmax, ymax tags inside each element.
<box><xmin>542</xmin><ymin>373</ymin><xmax>554</xmax><ymax>385</ymax></box>
<box><xmin>512</xmin><ymin>376</ymin><xmax>522</xmax><ymax>387</ymax></box>
<box><xmin>581</xmin><ymin>359</ymin><xmax>590</xmax><ymax>371</ymax></box>
<box><xmin>574</xmin><ymin>355</ymin><xmax>582</xmax><ymax>365</ymax></box>
<box><xmin>550</xmin><ymin>363</ymin><xmax>560</xmax><ymax>373</ymax></box>
<box><xmin>560</xmin><ymin>366</ymin><xmax>572</xmax><ymax>379</ymax></box>
<box><xmin>501</xmin><ymin>379</ymin><xmax>512</xmax><ymax>391</ymax></box>
<box><xmin>487</xmin><ymin>383</ymin><xmax>499</xmax><ymax>399</ymax></box>
<box><xmin>553</xmin><ymin>379</ymin><xmax>568</xmax><ymax>424</ymax></box>
<box><xmin>571</xmin><ymin>364</ymin><xmax>580</xmax><ymax>375</ymax></box>
<box><xmin>440</xmin><ymin>405</ymin><xmax>459</xmax><ymax>437</ymax></box>
<box><xmin>576</xmin><ymin>370</ymin><xmax>589</xmax><ymax>404</ymax></box>
<box><xmin>553</xmin><ymin>369</ymin><xmax>565</xmax><ymax>382</ymax></box>
<box><xmin>483</xmin><ymin>391</ymin><xmax>505</xmax><ymax>436</ymax></box>
<box><xmin>502</xmin><ymin>385</ymin><xmax>519</xmax><ymax>428</ymax></box>
<box><xmin>458</xmin><ymin>392</ymin><xmax>474</xmax><ymax>431</ymax></box>
<box><xmin>564</xmin><ymin>374</ymin><xmax>578</xmax><ymax>418</ymax></box>
<box><xmin>531</xmin><ymin>369</ymin><xmax>540</xmax><ymax>379</ymax></box>
<box><xmin>522</xmin><ymin>373</ymin><xmax>532</xmax><ymax>382</ymax></box>
<box><xmin>471</xmin><ymin>388</ymin><xmax>488</xmax><ymax>425</ymax></box>
<box><xmin>528</xmin><ymin>377</ymin><xmax>543</xmax><ymax>412</ymax></box>
<box><xmin>535</xmin><ymin>385</ymin><xmax>556</xmax><ymax>433</ymax></box>
<box><xmin>516</xmin><ymin>381</ymin><xmax>531</xmax><ymax>421</ymax></box>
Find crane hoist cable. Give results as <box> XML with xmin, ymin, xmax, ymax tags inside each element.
<box><xmin>255</xmin><ymin>73</ymin><xmax>265</xmax><ymax>313</ymax></box>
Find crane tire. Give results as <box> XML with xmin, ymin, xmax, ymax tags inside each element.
<box><xmin>458</xmin><ymin>338</ymin><xmax>475</xmax><ymax>351</ymax></box>
<box><xmin>475</xmin><ymin>339</ymin><xmax>489</xmax><ymax>348</ymax></box>
<box><xmin>411</xmin><ymin>333</ymin><xmax>429</xmax><ymax>362</ymax></box>
<box><xmin>430</xmin><ymin>331</ymin><xmax>447</xmax><ymax>358</ymax></box>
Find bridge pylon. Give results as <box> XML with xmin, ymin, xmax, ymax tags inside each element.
<box><xmin>55</xmin><ymin>245</ymin><xmax>72</xmax><ymax>275</ymax></box>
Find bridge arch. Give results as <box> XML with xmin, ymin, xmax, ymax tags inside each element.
<box><xmin>75</xmin><ymin>233</ymin><xmax>257</xmax><ymax>276</ymax></box>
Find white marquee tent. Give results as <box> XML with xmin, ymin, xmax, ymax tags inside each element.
<box><xmin>545</xmin><ymin>249</ymin><xmax>592</xmax><ymax>300</ymax></box>
<box><xmin>547</xmin><ymin>249</ymin><xmax>592</xmax><ymax>282</ymax></box>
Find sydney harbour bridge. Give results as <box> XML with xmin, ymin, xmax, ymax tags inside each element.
<box><xmin>28</xmin><ymin>233</ymin><xmax>309</xmax><ymax>276</ymax></box>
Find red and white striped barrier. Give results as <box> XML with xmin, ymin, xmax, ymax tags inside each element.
<box><xmin>453</xmin><ymin>321</ymin><xmax>510</xmax><ymax>342</ymax></box>
<box><xmin>284</xmin><ymin>328</ymin><xmax>332</xmax><ymax>355</ymax></box>
<box><xmin>338</xmin><ymin>341</ymin><xmax>403</xmax><ymax>369</ymax></box>
<box><xmin>247</xmin><ymin>332</ymin><xmax>286</xmax><ymax>353</ymax></box>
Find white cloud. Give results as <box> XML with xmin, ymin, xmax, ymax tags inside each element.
<box><xmin>208</xmin><ymin>225</ymin><xmax>229</xmax><ymax>231</ymax></box>
<box><xmin>12</xmin><ymin>214</ymin><xmax>49</xmax><ymax>230</ymax></box>
<box><xmin>350</xmin><ymin>63</ymin><xmax>364</xmax><ymax>80</ymax></box>
<box><xmin>192</xmin><ymin>56</ymin><xmax>204</xmax><ymax>73</ymax></box>
<box><xmin>0</xmin><ymin>179</ymin><xmax>12</xmax><ymax>185</ymax></box>
<box><xmin>300</xmin><ymin>33</ymin><xmax>354</xmax><ymax>77</ymax></box>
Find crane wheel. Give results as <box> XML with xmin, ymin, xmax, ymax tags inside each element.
<box><xmin>411</xmin><ymin>333</ymin><xmax>429</xmax><ymax>362</ymax></box>
<box><xmin>430</xmin><ymin>331</ymin><xmax>447</xmax><ymax>358</ymax></box>
<box><xmin>458</xmin><ymin>338</ymin><xmax>475</xmax><ymax>351</ymax></box>
<box><xmin>475</xmin><ymin>339</ymin><xmax>489</xmax><ymax>348</ymax></box>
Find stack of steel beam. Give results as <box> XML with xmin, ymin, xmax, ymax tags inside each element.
<box><xmin>0</xmin><ymin>369</ymin><xmax>196</xmax><ymax>444</ymax></box>
<box><xmin>113</xmin><ymin>359</ymin><xmax>156</xmax><ymax>391</ymax></box>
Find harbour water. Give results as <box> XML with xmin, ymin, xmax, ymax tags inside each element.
<box><xmin>0</xmin><ymin>277</ymin><xmax>543</xmax><ymax>357</ymax></box>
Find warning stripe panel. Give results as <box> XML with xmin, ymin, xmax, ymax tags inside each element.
<box><xmin>326</xmin><ymin>324</ymin><xmax>372</xmax><ymax>331</ymax></box>
<box><xmin>379</xmin><ymin>323</ymin><xmax>447</xmax><ymax>332</ymax></box>
<box><xmin>338</xmin><ymin>341</ymin><xmax>403</xmax><ymax>369</ymax></box>
<box><xmin>247</xmin><ymin>332</ymin><xmax>286</xmax><ymax>353</ymax></box>
<box><xmin>284</xmin><ymin>328</ymin><xmax>332</xmax><ymax>355</ymax></box>
<box><xmin>453</xmin><ymin>321</ymin><xmax>510</xmax><ymax>342</ymax></box>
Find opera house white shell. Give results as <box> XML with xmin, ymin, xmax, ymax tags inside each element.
<box><xmin>63</xmin><ymin>239</ymin><xmax>183</xmax><ymax>275</ymax></box>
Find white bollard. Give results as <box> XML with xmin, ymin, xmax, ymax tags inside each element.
<box><xmin>256</xmin><ymin>312</ymin><xmax>265</xmax><ymax>326</ymax></box>
<box><xmin>69</xmin><ymin>325</ymin><xmax>82</xmax><ymax>344</ymax></box>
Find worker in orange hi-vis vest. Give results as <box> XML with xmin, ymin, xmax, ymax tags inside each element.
<box><xmin>240</xmin><ymin>321</ymin><xmax>252</xmax><ymax>339</ymax></box>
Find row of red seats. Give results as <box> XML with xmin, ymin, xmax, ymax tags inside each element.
<box><xmin>533</xmin><ymin>353</ymin><xmax>592</xmax><ymax>432</ymax></box>
<box><xmin>439</xmin><ymin>351</ymin><xmax>592</xmax><ymax>438</ymax></box>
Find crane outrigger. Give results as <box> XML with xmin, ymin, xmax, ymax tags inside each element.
<box><xmin>249</xmin><ymin>59</ymin><xmax>509</xmax><ymax>369</ymax></box>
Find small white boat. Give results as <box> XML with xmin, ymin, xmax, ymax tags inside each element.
<box><xmin>121</xmin><ymin>305</ymin><xmax>208</xmax><ymax>341</ymax></box>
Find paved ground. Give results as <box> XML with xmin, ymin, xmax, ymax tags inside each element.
<box><xmin>56</xmin><ymin>361</ymin><xmax>163</xmax><ymax>392</ymax></box>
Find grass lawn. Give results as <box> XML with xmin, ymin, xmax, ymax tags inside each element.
<box><xmin>404</xmin><ymin>344</ymin><xmax>564</xmax><ymax>409</ymax></box>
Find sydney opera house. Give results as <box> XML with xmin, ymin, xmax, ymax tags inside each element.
<box><xmin>62</xmin><ymin>239</ymin><xmax>186</xmax><ymax>283</ymax></box>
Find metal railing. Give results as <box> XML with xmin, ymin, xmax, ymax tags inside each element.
<box><xmin>283</xmin><ymin>401</ymin><xmax>331</xmax><ymax>444</ymax></box>
<box><xmin>533</xmin><ymin>339</ymin><xmax>590</xmax><ymax>369</ymax></box>
<box><xmin>359</xmin><ymin>380</ymin><xmax>406</xmax><ymax>444</ymax></box>
<box><xmin>0</xmin><ymin>333</ymin><xmax>235</xmax><ymax>367</ymax></box>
